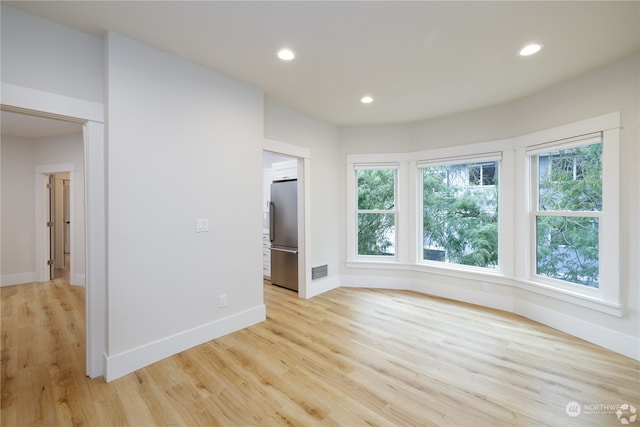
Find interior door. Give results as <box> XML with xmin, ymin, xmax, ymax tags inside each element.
<box><xmin>48</xmin><ymin>174</ymin><xmax>55</xmax><ymax>279</ymax></box>
<box><xmin>63</xmin><ymin>179</ymin><xmax>70</xmax><ymax>254</ymax></box>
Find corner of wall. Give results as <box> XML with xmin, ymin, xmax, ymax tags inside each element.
<box><xmin>305</xmin><ymin>275</ymin><xmax>341</xmax><ymax>299</ymax></box>
<box><xmin>72</xmin><ymin>274</ymin><xmax>86</xmax><ymax>287</ymax></box>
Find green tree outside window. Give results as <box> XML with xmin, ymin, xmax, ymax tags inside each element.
<box><xmin>535</xmin><ymin>143</ymin><xmax>602</xmax><ymax>287</ymax></box>
<box><xmin>357</xmin><ymin>168</ymin><xmax>396</xmax><ymax>256</ymax></box>
<box><xmin>422</xmin><ymin>162</ymin><xmax>499</xmax><ymax>268</ymax></box>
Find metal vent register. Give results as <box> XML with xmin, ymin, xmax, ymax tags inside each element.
<box><xmin>311</xmin><ymin>264</ymin><xmax>328</xmax><ymax>280</ymax></box>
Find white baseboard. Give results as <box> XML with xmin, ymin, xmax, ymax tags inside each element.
<box><xmin>104</xmin><ymin>304</ymin><xmax>266</xmax><ymax>382</ymax></box>
<box><xmin>1</xmin><ymin>272</ymin><xmax>86</xmax><ymax>287</ymax></box>
<box><xmin>305</xmin><ymin>275</ymin><xmax>341</xmax><ymax>299</ymax></box>
<box><xmin>338</xmin><ymin>272</ymin><xmax>639</xmax><ymax>361</ymax></box>
<box><xmin>72</xmin><ymin>274</ymin><xmax>86</xmax><ymax>287</ymax></box>
<box><xmin>341</xmin><ymin>274</ymin><xmax>412</xmax><ymax>290</ymax></box>
<box><xmin>411</xmin><ymin>278</ymin><xmax>515</xmax><ymax>313</ymax></box>
<box><xmin>515</xmin><ymin>300</ymin><xmax>640</xmax><ymax>361</ymax></box>
<box><xmin>1</xmin><ymin>272</ymin><xmax>37</xmax><ymax>287</ymax></box>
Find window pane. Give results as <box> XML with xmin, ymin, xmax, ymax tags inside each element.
<box><xmin>536</xmin><ymin>216</ymin><xmax>599</xmax><ymax>288</ymax></box>
<box><xmin>482</xmin><ymin>163</ymin><xmax>496</xmax><ymax>186</ymax></box>
<box><xmin>422</xmin><ymin>162</ymin><xmax>499</xmax><ymax>269</ymax></box>
<box><xmin>357</xmin><ymin>169</ymin><xmax>395</xmax><ymax>210</ymax></box>
<box><xmin>538</xmin><ymin>143</ymin><xmax>602</xmax><ymax>211</ymax></box>
<box><xmin>358</xmin><ymin>213</ymin><xmax>395</xmax><ymax>256</ymax></box>
<box><xmin>468</xmin><ymin>162</ymin><xmax>496</xmax><ymax>187</ymax></box>
<box><xmin>468</xmin><ymin>165</ymin><xmax>481</xmax><ymax>186</ymax></box>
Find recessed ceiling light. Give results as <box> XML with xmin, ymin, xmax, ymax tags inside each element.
<box><xmin>360</xmin><ymin>96</ymin><xmax>374</xmax><ymax>104</ymax></box>
<box><xmin>277</xmin><ymin>48</ymin><xmax>295</xmax><ymax>61</ymax></box>
<box><xmin>519</xmin><ymin>43</ymin><xmax>543</xmax><ymax>56</ymax></box>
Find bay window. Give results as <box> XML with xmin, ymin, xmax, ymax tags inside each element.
<box><xmin>346</xmin><ymin>112</ymin><xmax>620</xmax><ymax>313</ymax></box>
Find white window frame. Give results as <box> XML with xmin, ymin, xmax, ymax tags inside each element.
<box><xmin>417</xmin><ymin>152</ymin><xmax>503</xmax><ymax>273</ymax></box>
<box><xmin>351</xmin><ymin>162</ymin><xmax>400</xmax><ymax>260</ymax></box>
<box><xmin>344</xmin><ymin>113</ymin><xmax>620</xmax><ymax>316</ymax></box>
<box><xmin>513</xmin><ymin>112</ymin><xmax>621</xmax><ymax>313</ymax></box>
<box><xmin>528</xmin><ymin>133</ymin><xmax>602</xmax><ymax>291</ymax></box>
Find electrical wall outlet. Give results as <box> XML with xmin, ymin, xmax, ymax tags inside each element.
<box><xmin>218</xmin><ymin>294</ymin><xmax>227</xmax><ymax>308</ymax></box>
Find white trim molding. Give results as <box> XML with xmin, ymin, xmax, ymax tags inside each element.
<box><xmin>105</xmin><ymin>304</ymin><xmax>266</xmax><ymax>382</ymax></box>
<box><xmin>1</xmin><ymin>82</ymin><xmax>103</xmax><ymax>123</ymax></box>
<box><xmin>515</xmin><ymin>299</ymin><xmax>639</xmax><ymax>361</ymax></box>
<box><xmin>263</xmin><ymin>139</ymin><xmax>318</xmax><ymax>299</ymax></box>
<box><xmin>340</xmin><ymin>271</ymin><xmax>636</xmax><ymax>360</ymax></box>
<box><xmin>1</xmin><ymin>83</ymin><xmax>106</xmax><ymax>379</ymax></box>
<box><xmin>1</xmin><ymin>272</ymin><xmax>38</xmax><ymax>287</ymax></box>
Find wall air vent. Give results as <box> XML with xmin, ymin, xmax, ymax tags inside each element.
<box><xmin>311</xmin><ymin>264</ymin><xmax>328</xmax><ymax>280</ymax></box>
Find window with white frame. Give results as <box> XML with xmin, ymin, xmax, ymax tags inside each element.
<box><xmin>419</xmin><ymin>154</ymin><xmax>501</xmax><ymax>269</ymax></box>
<box><xmin>346</xmin><ymin>113</ymin><xmax>620</xmax><ymax>313</ymax></box>
<box><xmin>528</xmin><ymin>133</ymin><xmax>603</xmax><ymax>288</ymax></box>
<box><xmin>355</xmin><ymin>165</ymin><xmax>398</xmax><ymax>257</ymax></box>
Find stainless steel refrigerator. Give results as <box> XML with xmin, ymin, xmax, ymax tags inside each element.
<box><xmin>269</xmin><ymin>179</ymin><xmax>298</xmax><ymax>291</ymax></box>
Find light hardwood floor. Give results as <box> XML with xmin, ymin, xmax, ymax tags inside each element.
<box><xmin>2</xmin><ymin>278</ymin><xmax>638</xmax><ymax>426</ymax></box>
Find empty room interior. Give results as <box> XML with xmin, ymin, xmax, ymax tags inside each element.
<box><xmin>1</xmin><ymin>2</ymin><xmax>639</xmax><ymax>426</ymax></box>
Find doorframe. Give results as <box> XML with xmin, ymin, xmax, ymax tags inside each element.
<box><xmin>35</xmin><ymin>164</ymin><xmax>75</xmax><ymax>283</ymax></box>
<box><xmin>1</xmin><ymin>83</ymin><xmax>106</xmax><ymax>378</ymax></box>
<box><xmin>264</xmin><ymin>139</ymin><xmax>311</xmax><ymax>298</ymax></box>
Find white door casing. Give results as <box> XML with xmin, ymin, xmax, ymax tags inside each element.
<box><xmin>1</xmin><ymin>83</ymin><xmax>106</xmax><ymax>378</ymax></box>
<box><xmin>264</xmin><ymin>139</ymin><xmax>311</xmax><ymax>299</ymax></box>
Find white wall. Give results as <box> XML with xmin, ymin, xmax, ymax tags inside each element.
<box><xmin>0</xmin><ymin>133</ymin><xmax>85</xmax><ymax>286</ymax></box>
<box><xmin>338</xmin><ymin>53</ymin><xmax>640</xmax><ymax>359</ymax></box>
<box><xmin>0</xmin><ymin>5</ymin><xmax>104</xmax><ymax>103</ymax></box>
<box><xmin>1</xmin><ymin>136</ymin><xmax>36</xmax><ymax>283</ymax></box>
<box><xmin>411</xmin><ymin>103</ymin><xmax>512</xmax><ymax>150</ymax></box>
<box><xmin>264</xmin><ymin>101</ymin><xmax>341</xmax><ymax>297</ymax></box>
<box><xmin>105</xmin><ymin>33</ymin><xmax>265</xmax><ymax>380</ymax></box>
<box><xmin>339</xmin><ymin>123</ymin><xmax>413</xmax><ymax>154</ymax></box>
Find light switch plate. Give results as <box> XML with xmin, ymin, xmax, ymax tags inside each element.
<box><xmin>196</xmin><ymin>218</ymin><xmax>209</xmax><ymax>233</ymax></box>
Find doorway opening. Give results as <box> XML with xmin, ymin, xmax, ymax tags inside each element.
<box><xmin>1</xmin><ymin>85</ymin><xmax>106</xmax><ymax>378</ymax></box>
<box><xmin>263</xmin><ymin>139</ymin><xmax>311</xmax><ymax>298</ymax></box>
<box><xmin>40</xmin><ymin>170</ymin><xmax>76</xmax><ymax>283</ymax></box>
<box><xmin>263</xmin><ymin>152</ymin><xmax>299</xmax><ymax>292</ymax></box>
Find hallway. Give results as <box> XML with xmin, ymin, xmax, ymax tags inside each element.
<box><xmin>53</xmin><ymin>253</ymin><xmax>70</xmax><ymax>282</ymax></box>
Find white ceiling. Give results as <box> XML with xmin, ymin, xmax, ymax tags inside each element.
<box><xmin>3</xmin><ymin>1</ymin><xmax>639</xmax><ymax>128</ymax></box>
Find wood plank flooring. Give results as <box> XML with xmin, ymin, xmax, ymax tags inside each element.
<box><xmin>2</xmin><ymin>278</ymin><xmax>638</xmax><ymax>426</ymax></box>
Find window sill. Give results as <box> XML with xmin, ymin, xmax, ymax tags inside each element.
<box><xmin>345</xmin><ymin>260</ymin><xmax>623</xmax><ymax>317</ymax></box>
<box><xmin>346</xmin><ymin>259</ymin><xmax>408</xmax><ymax>270</ymax></box>
<box><xmin>346</xmin><ymin>259</ymin><xmax>510</xmax><ymax>284</ymax></box>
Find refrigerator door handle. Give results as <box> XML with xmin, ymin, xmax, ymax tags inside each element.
<box><xmin>271</xmin><ymin>247</ymin><xmax>298</xmax><ymax>254</ymax></box>
<box><xmin>269</xmin><ymin>201</ymin><xmax>274</xmax><ymax>242</ymax></box>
